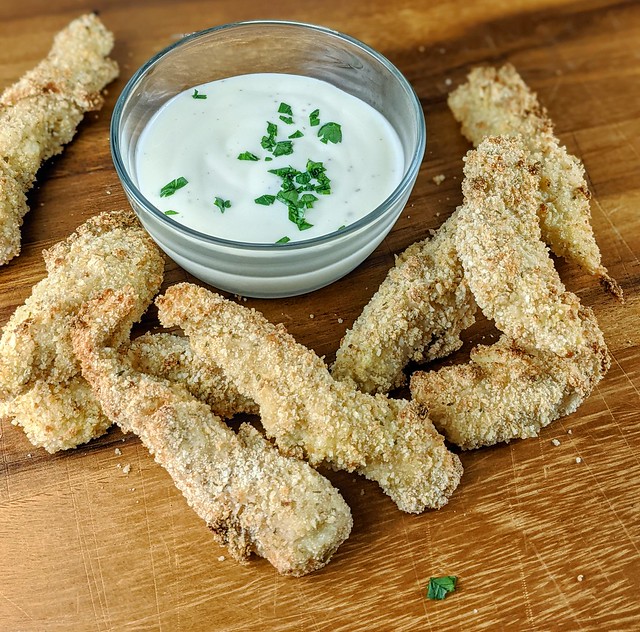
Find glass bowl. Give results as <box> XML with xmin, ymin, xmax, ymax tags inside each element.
<box><xmin>111</xmin><ymin>20</ymin><xmax>425</xmax><ymax>298</ymax></box>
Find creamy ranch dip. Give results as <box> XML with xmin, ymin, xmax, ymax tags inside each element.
<box><xmin>135</xmin><ymin>73</ymin><xmax>404</xmax><ymax>244</ymax></box>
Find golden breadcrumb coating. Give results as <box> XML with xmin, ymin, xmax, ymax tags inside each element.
<box><xmin>411</xmin><ymin>307</ymin><xmax>610</xmax><ymax>449</ymax></box>
<box><xmin>157</xmin><ymin>283</ymin><xmax>463</xmax><ymax>514</ymax></box>
<box><xmin>128</xmin><ymin>332</ymin><xmax>258</xmax><ymax>418</ymax></box>
<box><xmin>72</xmin><ymin>289</ymin><xmax>352</xmax><ymax>577</ymax></box>
<box><xmin>331</xmin><ymin>209</ymin><xmax>476</xmax><ymax>394</ymax></box>
<box><xmin>457</xmin><ymin>136</ymin><xmax>585</xmax><ymax>357</ymax></box>
<box><xmin>448</xmin><ymin>63</ymin><xmax>622</xmax><ymax>299</ymax></box>
<box><xmin>3</xmin><ymin>377</ymin><xmax>111</xmax><ymax>453</ymax></box>
<box><xmin>0</xmin><ymin>13</ymin><xmax>118</xmax><ymax>265</ymax></box>
<box><xmin>0</xmin><ymin>210</ymin><xmax>164</xmax><ymax>452</ymax></box>
<box><xmin>411</xmin><ymin>136</ymin><xmax>610</xmax><ymax>449</ymax></box>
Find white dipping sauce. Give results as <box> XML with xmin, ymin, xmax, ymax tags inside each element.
<box><xmin>135</xmin><ymin>73</ymin><xmax>404</xmax><ymax>244</ymax></box>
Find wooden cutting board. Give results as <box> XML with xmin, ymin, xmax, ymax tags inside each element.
<box><xmin>1</xmin><ymin>1</ymin><xmax>639</xmax><ymax>630</ymax></box>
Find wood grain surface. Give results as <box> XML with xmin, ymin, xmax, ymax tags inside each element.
<box><xmin>1</xmin><ymin>1</ymin><xmax>639</xmax><ymax>630</ymax></box>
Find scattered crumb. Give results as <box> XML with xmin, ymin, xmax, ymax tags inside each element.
<box><xmin>432</xmin><ymin>174</ymin><xmax>446</xmax><ymax>186</ymax></box>
<box><xmin>473</xmin><ymin>609</ymin><xmax>478</xmax><ymax>614</ymax></box>
<box><xmin>575</xmin><ymin>457</ymin><xmax>582</xmax><ymax>464</ymax></box>
<box><xmin>218</xmin><ymin>555</ymin><xmax>226</xmax><ymax>562</ymax></box>
<box><xmin>444</xmin><ymin>78</ymin><xmax>452</xmax><ymax>86</ymax></box>
<box><xmin>439</xmin><ymin>47</ymin><xmax>446</xmax><ymax>54</ymax></box>
<box><xmin>418</xmin><ymin>45</ymin><xmax>426</xmax><ymax>53</ymax></box>
<box><xmin>407</xmin><ymin>215</ymin><xmax>411</xmax><ymax>219</ymax></box>
<box><xmin>360</xmin><ymin>489</ymin><xmax>365</xmax><ymax>496</ymax></box>
<box><xmin>436</xmin><ymin>212</ymin><xmax>440</xmax><ymax>217</ymax></box>
<box><xmin>116</xmin><ymin>463</ymin><xmax>121</xmax><ymax>469</ymax></box>
<box><xmin>114</xmin><ymin>447</ymin><xmax>122</xmax><ymax>456</ymax></box>
<box><xmin>337</xmin><ymin>318</ymin><xmax>344</xmax><ymax>324</ymax></box>
<box><xmin>567</xmin><ymin>429</ymin><xmax>573</xmax><ymax>435</ymax></box>
<box><xmin>122</xmin><ymin>463</ymin><xmax>131</xmax><ymax>475</ymax></box>
<box><xmin>551</xmin><ymin>438</ymin><xmax>561</xmax><ymax>447</ymax></box>
<box><xmin>129</xmin><ymin>487</ymin><xmax>136</xmax><ymax>492</ymax></box>
<box><xmin>309</xmin><ymin>314</ymin><xmax>314</xmax><ymax>319</ymax></box>
<box><xmin>577</xmin><ymin>574</ymin><xmax>584</xmax><ymax>582</ymax></box>
<box><xmin>106</xmin><ymin>190</ymin><xmax>111</xmax><ymax>195</ymax></box>
<box><xmin>26</xmin><ymin>453</ymin><xmax>32</xmax><ymax>458</ymax></box>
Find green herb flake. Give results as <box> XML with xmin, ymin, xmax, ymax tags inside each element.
<box><xmin>278</xmin><ymin>103</ymin><xmax>293</xmax><ymax>116</ymax></box>
<box><xmin>338</xmin><ymin>224</ymin><xmax>346</xmax><ymax>230</ymax></box>
<box><xmin>309</xmin><ymin>108</ymin><xmax>320</xmax><ymax>126</ymax></box>
<box><xmin>192</xmin><ymin>89</ymin><xmax>207</xmax><ymax>99</ymax></box>
<box><xmin>214</xmin><ymin>197</ymin><xmax>232</xmax><ymax>213</ymax></box>
<box><xmin>238</xmin><ymin>151</ymin><xmax>259</xmax><ymax>161</ymax></box>
<box><xmin>273</xmin><ymin>141</ymin><xmax>294</xmax><ymax>157</ymax></box>
<box><xmin>164</xmin><ymin>210</ymin><xmax>179</xmax><ymax>216</ymax></box>
<box><xmin>276</xmin><ymin>236</ymin><xmax>291</xmax><ymax>244</ymax></box>
<box><xmin>317</xmin><ymin>121</ymin><xmax>342</xmax><ymax>144</ymax></box>
<box><xmin>264</xmin><ymin>156</ymin><xmax>273</xmax><ymax>162</ymax></box>
<box><xmin>255</xmin><ymin>194</ymin><xmax>276</xmax><ymax>206</ymax></box>
<box><xmin>279</xmin><ymin>115</ymin><xmax>294</xmax><ymax>125</ymax></box>
<box><xmin>288</xmin><ymin>205</ymin><xmax>313</xmax><ymax>230</ymax></box>
<box><xmin>426</xmin><ymin>576</ymin><xmax>458</xmax><ymax>601</ymax></box>
<box><xmin>288</xmin><ymin>130</ymin><xmax>303</xmax><ymax>139</ymax></box>
<box><xmin>160</xmin><ymin>176</ymin><xmax>188</xmax><ymax>197</ymax></box>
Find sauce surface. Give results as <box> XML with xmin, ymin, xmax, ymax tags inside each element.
<box><xmin>135</xmin><ymin>73</ymin><xmax>404</xmax><ymax>243</ymax></box>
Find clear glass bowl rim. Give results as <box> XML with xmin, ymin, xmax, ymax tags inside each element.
<box><xmin>110</xmin><ymin>19</ymin><xmax>426</xmax><ymax>252</ymax></box>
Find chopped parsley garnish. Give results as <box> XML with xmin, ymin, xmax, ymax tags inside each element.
<box><xmin>288</xmin><ymin>130</ymin><xmax>304</xmax><ymax>139</ymax></box>
<box><xmin>164</xmin><ymin>210</ymin><xmax>179</xmax><ymax>216</ymax></box>
<box><xmin>426</xmin><ymin>576</ymin><xmax>458</xmax><ymax>600</ymax></box>
<box><xmin>278</xmin><ymin>103</ymin><xmax>293</xmax><ymax>116</ymax></box>
<box><xmin>214</xmin><ymin>197</ymin><xmax>232</xmax><ymax>213</ymax></box>
<box><xmin>317</xmin><ymin>121</ymin><xmax>342</xmax><ymax>144</ymax></box>
<box><xmin>192</xmin><ymin>89</ymin><xmax>207</xmax><ymax>99</ymax></box>
<box><xmin>338</xmin><ymin>224</ymin><xmax>346</xmax><ymax>230</ymax></box>
<box><xmin>261</xmin><ymin>122</ymin><xmax>278</xmax><ymax>152</ymax></box>
<box><xmin>279</xmin><ymin>115</ymin><xmax>294</xmax><ymax>124</ymax></box>
<box><xmin>238</xmin><ymin>151</ymin><xmax>259</xmax><ymax>161</ymax></box>
<box><xmin>273</xmin><ymin>140</ymin><xmax>294</xmax><ymax>157</ymax></box>
<box><xmin>276</xmin><ymin>236</ymin><xmax>291</xmax><ymax>244</ymax></box>
<box><xmin>264</xmin><ymin>156</ymin><xmax>273</xmax><ymax>162</ymax></box>
<box><xmin>255</xmin><ymin>194</ymin><xmax>276</xmax><ymax>206</ymax></box>
<box><xmin>309</xmin><ymin>108</ymin><xmax>320</xmax><ymax>126</ymax></box>
<box><xmin>160</xmin><ymin>176</ymin><xmax>188</xmax><ymax>197</ymax></box>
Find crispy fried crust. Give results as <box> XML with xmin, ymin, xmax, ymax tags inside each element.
<box><xmin>157</xmin><ymin>284</ymin><xmax>463</xmax><ymax>514</ymax></box>
<box><xmin>458</xmin><ymin>136</ymin><xmax>585</xmax><ymax>357</ymax></box>
<box><xmin>0</xmin><ymin>210</ymin><xmax>165</xmax><ymax>452</ymax></box>
<box><xmin>448</xmin><ymin>63</ymin><xmax>622</xmax><ymax>299</ymax></box>
<box><xmin>411</xmin><ymin>308</ymin><xmax>610</xmax><ymax>449</ymax></box>
<box><xmin>330</xmin><ymin>209</ymin><xmax>476</xmax><ymax>394</ymax></box>
<box><xmin>411</xmin><ymin>136</ymin><xmax>610</xmax><ymax>449</ymax></box>
<box><xmin>128</xmin><ymin>333</ymin><xmax>258</xmax><ymax>418</ymax></box>
<box><xmin>0</xmin><ymin>13</ymin><xmax>118</xmax><ymax>265</ymax></box>
<box><xmin>72</xmin><ymin>289</ymin><xmax>352</xmax><ymax>577</ymax></box>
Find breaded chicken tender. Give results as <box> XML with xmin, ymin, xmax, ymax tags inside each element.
<box><xmin>0</xmin><ymin>210</ymin><xmax>164</xmax><ymax>452</ymax></box>
<box><xmin>448</xmin><ymin>63</ymin><xmax>622</xmax><ymax>299</ymax></box>
<box><xmin>73</xmin><ymin>289</ymin><xmax>352</xmax><ymax>576</ymax></box>
<box><xmin>128</xmin><ymin>333</ymin><xmax>258</xmax><ymax>419</ymax></box>
<box><xmin>457</xmin><ymin>136</ymin><xmax>585</xmax><ymax>357</ymax></box>
<box><xmin>0</xmin><ymin>13</ymin><xmax>118</xmax><ymax>265</ymax></box>
<box><xmin>411</xmin><ymin>136</ymin><xmax>610</xmax><ymax>449</ymax></box>
<box><xmin>411</xmin><ymin>307</ymin><xmax>610</xmax><ymax>449</ymax></box>
<box><xmin>157</xmin><ymin>283</ymin><xmax>463</xmax><ymax>514</ymax></box>
<box><xmin>331</xmin><ymin>209</ymin><xmax>476</xmax><ymax>394</ymax></box>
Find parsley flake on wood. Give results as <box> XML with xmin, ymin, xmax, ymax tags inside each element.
<box><xmin>238</xmin><ymin>151</ymin><xmax>259</xmax><ymax>161</ymax></box>
<box><xmin>317</xmin><ymin>121</ymin><xmax>342</xmax><ymax>144</ymax></box>
<box><xmin>192</xmin><ymin>89</ymin><xmax>207</xmax><ymax>99</ymax></box>
<box><xmin>160</xmin><ymin>177</ymin><xmax>188</xmax><ymax>197</ymax></box>
<box><xmin>427</xmin><ymin>576</ymin><xmax>458</xmax><ymax>600</ymax></box>
<box><xmin>214</xmin><ymin>197</ymin><xmax>232</xmax><ymax>213</ymax></box>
